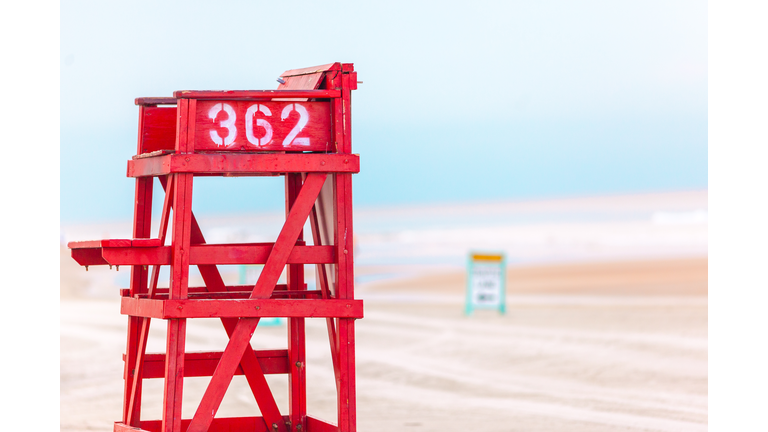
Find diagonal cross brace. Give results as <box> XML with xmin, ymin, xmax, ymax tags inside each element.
<box><xmin>157</xmin><ymin>176</ymin><xmax>285</xmax><ymax>431</ymax></box>
<box><xmin>126</xmin><ymin>175</ymin><xmax>175</xmax><ymax>425</ymax></box>
<box><xmin>187</xmin><ymin>173</ymin><xmax>328</xmax><ymax>432</ymax></box>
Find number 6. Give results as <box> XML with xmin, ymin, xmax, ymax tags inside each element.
<box><xmin>245</xmin><ymin>104</ymin><xmax>273</xmax><ymax>146</ymax></box>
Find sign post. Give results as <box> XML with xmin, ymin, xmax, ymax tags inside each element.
<box><xmin>465</xmin><ymin>252</ymin><xmax>507</xmax><ymax>315</ymax></box>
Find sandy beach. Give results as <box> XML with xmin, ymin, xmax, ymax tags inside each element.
<box><xmin>61</xmin><ymin>190</ymin><xmax>707</xmax><ymax>431</ymax></box>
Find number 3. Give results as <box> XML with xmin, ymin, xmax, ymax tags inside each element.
<box><xmin>208</xmin><ymin>103</ymin><xmax>237</xmax><ymax>147</ymax></box>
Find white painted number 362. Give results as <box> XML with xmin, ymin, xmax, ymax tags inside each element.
<box><xmin>208</xmin><ymin>103</ymin><xmax>310</xmax><ymax>148</ymax></box>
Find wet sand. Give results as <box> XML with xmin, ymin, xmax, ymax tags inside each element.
<box><xmin>61</xmin><ymin>257</ymin><xmax>707</xmax><ymax>431</ymax></box>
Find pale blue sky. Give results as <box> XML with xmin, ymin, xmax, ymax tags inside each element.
<box><xmin>61</xmin><ymin>0</ymin><xmax>707</xmax><ymax>222</ymax></box>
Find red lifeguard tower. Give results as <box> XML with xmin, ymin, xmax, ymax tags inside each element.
<box><xmin>68</xmin><ymin>63</ymin><xmax>360</xmax><ymax>432</ymax></box>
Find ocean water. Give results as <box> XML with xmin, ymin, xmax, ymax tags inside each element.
<box><xmin>62</xmin><ymin>190</ymin><xmax>707</xmax><ymax>292</ymax></box>
<box><xmin>60</xmin><ymin>114</ymin><xmax>706</xmax><ymax>223</ymax></box>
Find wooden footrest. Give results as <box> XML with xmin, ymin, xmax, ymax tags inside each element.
<box><xmin>68</xmin><ymin>241</ymin><xmax>333</xmax><ymax>267</ymax></box>
<box><xmin>121</xmin><ymin>297</ymin><xmax>363</xmax><ymax>319</ymax></box>
<box><xmin>114</xmin><ymin>416</ymin><xmax>338</xmax><ymax>432</ymax></box>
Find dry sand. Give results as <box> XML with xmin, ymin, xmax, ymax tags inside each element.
<box><xmin>61</xmin><ymin>256</ymin><xmax>707</xmax><ymax>431</ymax></box>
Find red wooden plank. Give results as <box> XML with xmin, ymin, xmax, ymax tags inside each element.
<box><xmin>70</xmin><ymin>248</ymin><xmax>108</xmax><ymax>266</ymax></box>
<box><xmin>329</xmin><ymin>67</ymin><xmax>344</xmax><ymax>155</ymax></box>
<box><xmin>306</xmin><ymin>416</ymin><xmax>339</xmax><ymax>432</ymax></box>
<box><xmin>139</xmin><ymin>350</ymin><xmax>290</xmax><ymax>379</ymax></box>
<box><xmin>124</xmin><ymin>416</ymin><xmax>289</xmax><ymax>432</ymax></box>
<box><xmin>161</xmin><ymin>318</ymin><xmax>186</xmax><ymax>432</ymax></box>
<box><xmin>69</xmin><ymin>238</ymin><xmax>162</xmax><ymax>249</ymax></box>
<box><xmin>334</xmin><ymin>176</ymin><xmax>351</xmax><ymax>299</ymax></box>
<box><xmin>190</xmin><ymin>244</ymin><xmax>335</xmax><ymax>265</ymax></box>
<box><xmin>336</xmin><ymin>319</ymin><xmax>357</xmax><ymax>432</ymax></box>
<box><xmin>120</xmin><ymin>297</ymin><xmax>363</xmax><ymax>319</ymax></box>
<box><xmin>136</xmin><ymin>105</ymin><xmax>148</xmax><ymax>157</ymax></box>
<box><xmin>193</xmin><ymin>101</ymin><xmax>332</xmax><ymax>152</ymax></box>
<box><xmin>68</xmin><ymin>239</ymin><xmax>131</xmax><ymax>248</ymax></box>
<box><xmin>99</xmin><ymin>244</ymin><xmax>334</xmax><ymax>266</ymax></box>
<box><xmin>102</xmin><ymin>247</ymin><xmax>171</xmax><ymax>266</ymax></box>
<box><xmin>169</xmin><ymin>174</ymin><xmax>193</xmax><ymax>299</ymax></box>
<box><xmin>187</xmin><ymin>99</ymin><xmax>198</xmax><ymax>153</ymax></box>
<box><xmin>140</xmin><ymin>107</ymin><xmax>177</xmax><ymax>154</ymax></box>
<box><xmin>131</xmin><ymin>238</ymin><xmax>163</xmax><ymax>247</ymax></box>
<box><xmin>173</xmin><ymin>89</ymin><xmax>339</xmax><ymax>99</ymax></box>
<box><xmin>275</xmin><ymin>64</ymin><xmax>338</xmax><ymax>99</ymax></box>
<box><xmin>286</xmin><ymin>174</ymin><xmax>307</xmax><ymax>430</ymax></box>
<box><xmin>127</xmin><ymin>153</ymin><xmax>360</xmax><ymax>177</ymax></box>
<box><xmin>135</xmin><ymin>97</ymin><xmax>177</xmax><ymax>106</ymax></box>
<box><xmin>127</xmin><ymin>155</ymin><xmax>171</xmax><ymax>177</ymax></box>
<box><xmin>114</xmin><ymin>422</ymin><xmax>151</xmax><ymax>432</ymax></box>
<box><xmin>279</xmin><ymin>63</ymin><xmax>339</xmax><ymax>78</ymax></box>
<box><xmin>331</xmin><ymin>64</ymin><xmax>358</xmax><ymax>432</ymax></box>
<box><xmin>121</xmin><ymin>284</ymin><xmax>307</xmax><ymax>297</ymax></box>
<box><xmin>276</xmin><ymin>73</ymin><xmax>325</xmax><ymax>94</ymax></box>
<box><xmin>128</xmin><ymin>290</ymin><xmax>321</xmax><ymax>300</ymax></box>
<box><xmin>174</xmin><ymin>99</ymin><xmax>189</xmax><ymax>154</ymax></box>
<box><xmin>163</xmin><ymin>104</ymin><xmax>193</xmax><ymax>432</ymax></box>
<box><xmin>341</xmin><ymin>70</ymin><xmax>353</xmax><ymax>154</ymax></box>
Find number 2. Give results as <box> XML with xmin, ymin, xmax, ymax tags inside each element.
<box><xmin>281</xmin><ymin>104</ymin><xmax>310</xmax><ymax>147</ymax></box>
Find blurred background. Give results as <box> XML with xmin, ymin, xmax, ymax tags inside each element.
<box><xmin>60</xmin><ymin>0</ymin><xmax>706</xmax><ymax>223</ymax></box>
<box><xmin>60</xmin><ymin>1</ymin><xmax>708</xmax><ymax>431</ymax></box>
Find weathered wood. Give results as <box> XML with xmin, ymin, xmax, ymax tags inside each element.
<box><xmin>162</xmin><ymin>100</ymin><xmax>193</xmax><ymax>432</ymax></box>
<box><xmin>81</xmin><ymin>243</ymin><xmax>334</xmax><ymax>266</ymax></box>
<box><xmin>194</xmin><ymin>100</ymin><xmax>332</xmax><ymax>152</ymax></box>
<box><xmin>279</xmin><ymin>63</ymin><xmax>340</xmax><ymax>78</ymax></box>
<box><xmin>123</xmin><ymin>175</ymin><xmax>153</xmax><ymax>426</ymax></box>
<box><xmin>173</xmin><ymin>89</ymin><xmax>339</xmax><ymax>99</ymax></box>
<box><xmin>127</xmin><ymin>153</ymin><xmax>360</xmax><ymax>177</ymax></box>
<box><xmin>125</xmin><ymin>289</ymin><xmax>322</xmax><ymax>300</ymax></box>
<box><xmin>135</xmin><ymin>97</ymin><xmax>177</xmax><ymax>106</ymax></box>
<box><xmin>139</xmin><ymin>107</ymin><xmax>177</xmax><ymax>154</ymax></box>
<box><xmin>120</xmin><ymin>285</ymin><xmax>310</xmax><ymax>297</ymax></box>
<box><xmin>286</xmin><ymin>174</ymin><xmax>308</xmax><ymax>430</ymax></box>
<box><xmin>121</xmin><ymin>297</ymin><xmax>363</xmax><ymax>320</ymax></box>
<box><xmin>116</xmin><ymin>416</ymin><xmax>289</xmax><ymax>432</ymax></box>
<box><xmin>307</xmin><ymin>416</ymin><xmax>341</xmax><ymax>432</ymax></box>
<box><xmin>137</xmin><ymin>350</ymin><xmax>290</xmax><ymax>379</ymax></box>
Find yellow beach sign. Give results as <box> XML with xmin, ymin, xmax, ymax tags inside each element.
<box><xmin>465</xmin><ymin>252</ymin><xmax>507</xmax><ymax>315</ymax></box>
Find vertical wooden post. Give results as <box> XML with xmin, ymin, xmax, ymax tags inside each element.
<box><xmin>334</xmin><ymin>66</ymin><xmax>357</xmax><ymax>432</ymax></box>
<box><xmin>162</xmin><ymin>99</ymin><xmax>194</xmax><ymax>432</ymax></box>
<box><xmin>123</xmin><ymin>103</ymin><xmax>154</xmax><ymax>426</ymax></box>
<box><xmin>286</xmin><ymin>173</ymin><xmax>307</xmax><ymax>432</ymax></box>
